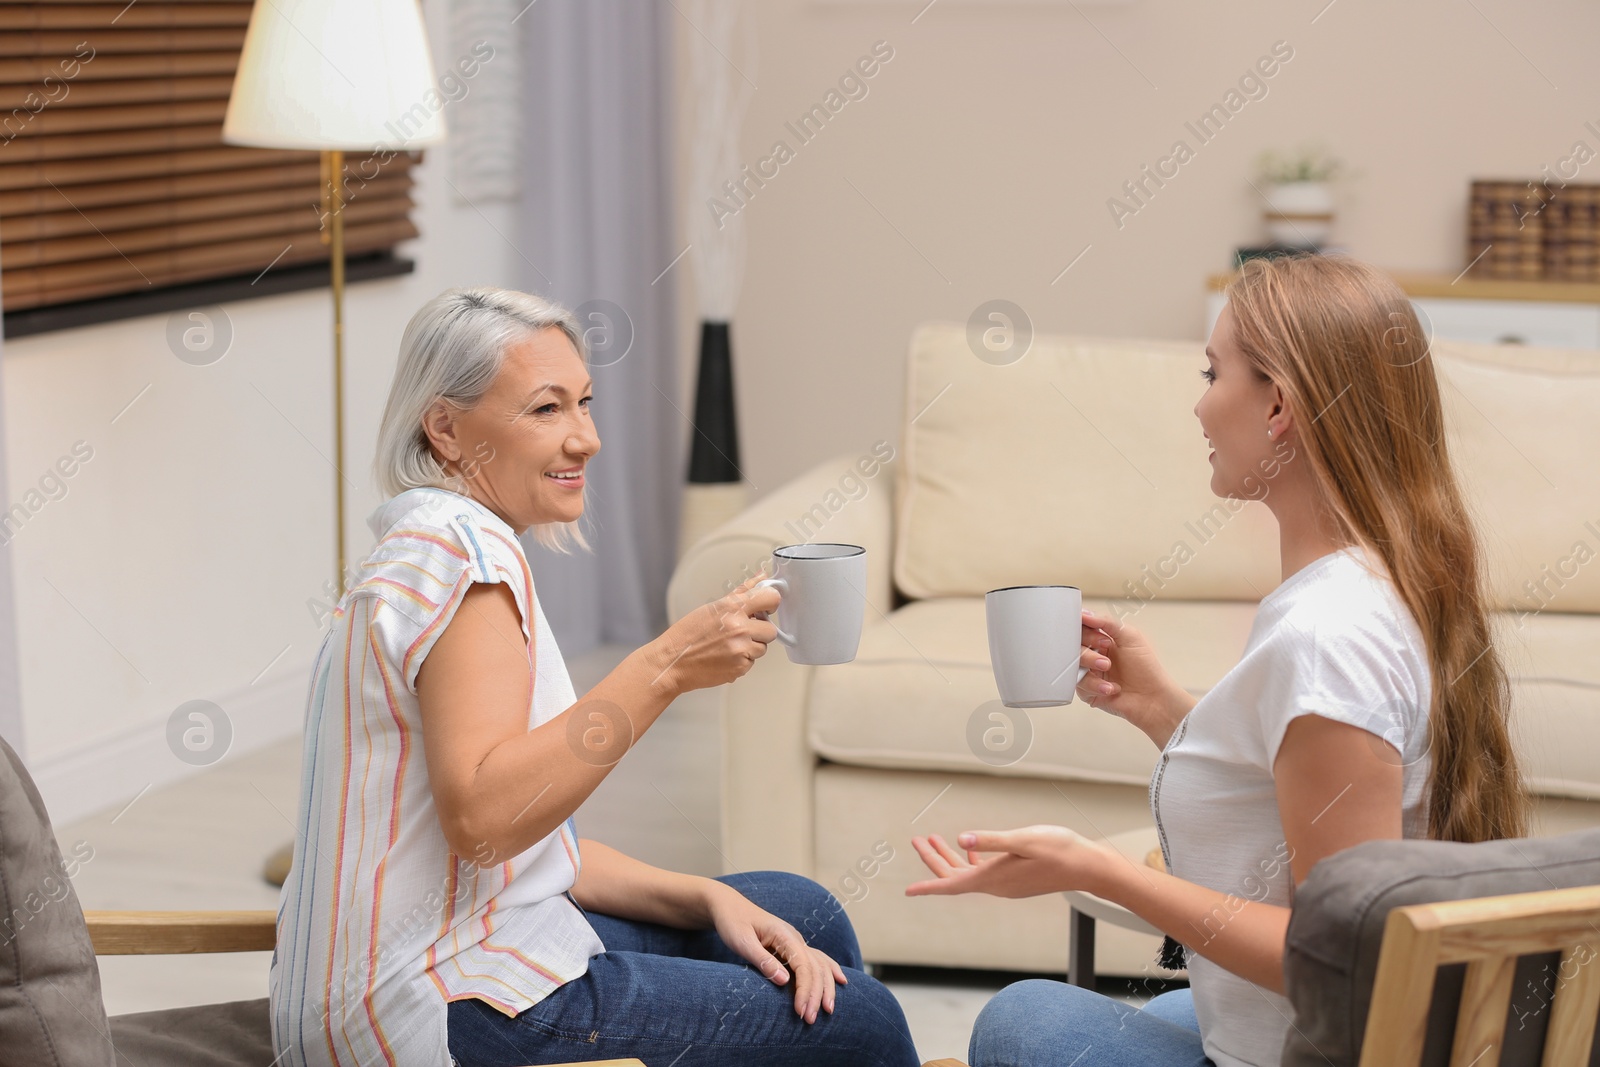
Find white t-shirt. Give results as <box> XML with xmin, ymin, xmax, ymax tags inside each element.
<box><xmin>1150</xmin><ymin>545</ymin><xmax>1432</xmax><ymax>1067</ymax></box>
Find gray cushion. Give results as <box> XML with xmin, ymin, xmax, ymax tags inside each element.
<box><xmin>1282</xmin><ymin>828</ymin><xmax>1600</xmax><ymax>1067</ymax></box>
<box><xmin>109</xmin><ymin>997</ymin><xmax>273</xmax><ymax>1066</ymax></box>
<box><xmin>0</xmin><ymin>736</ymin><xmax>115</xmax><ymax>1067</ymax></box>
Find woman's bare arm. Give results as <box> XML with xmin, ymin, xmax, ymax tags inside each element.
<box><xmin>909</xmin><ymin>713</ymin><xmax>1402</xmax><ymax>994</ymax></box>
<box><xmin>415</xmin><ymin>576</ymin><xmax>777</xmax><ymax>865</ymax></box>
<box><xmin>569</xmin><ymin>839</ymin><xmax>717</xmax><ymax>927</ymax></box>
<box><xmin>572</xmin><ymin>839</ymin><xmax>849</xmax><ymax>1023</ymax></box>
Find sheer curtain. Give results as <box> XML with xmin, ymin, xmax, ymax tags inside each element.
<box><xmin>515</xmin><ymin>0</ymin><xmax>682</xmax><ymax>655</ymax></box>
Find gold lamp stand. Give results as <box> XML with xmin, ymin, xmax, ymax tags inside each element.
<box><xmin>261</xmin><ymin>152</ymin><xmax>348</xmax><ymax>892</ymax></box>
<box><xmin>322</xmin><ymin>149</ymin><xmax>348</xmax><ymax>598</ymax></box>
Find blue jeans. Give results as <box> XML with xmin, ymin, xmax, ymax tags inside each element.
<box><xmin>447</xmin><ymin>871</ymin><xmax>919</xmax><ymax>1067</ymax></box>
<box><xmin>969</xmin><ymin>982</ymin><xmax>1212</xmax><ymax>1067</ymax></box>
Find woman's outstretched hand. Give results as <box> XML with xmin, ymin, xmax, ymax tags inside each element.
<box><xmin>905</xmin><ymin>826</ymin><xmax>1116</xmax><ymax>900</ymax></box>
<box><xmin>705</xmin><ymin>882</ymin><xmax>848</xmax><ymax>1025</ymax></box>
<box><xmin>1077</xmin><ymin>608</ymin><xmax>1196</xmax><ymax>749</ymax></box>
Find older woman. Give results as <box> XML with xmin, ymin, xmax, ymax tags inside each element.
<box><xmin>268</xmin><ymin>287</ymin><xmax>919</xmax><ymax>1067</ymax></box>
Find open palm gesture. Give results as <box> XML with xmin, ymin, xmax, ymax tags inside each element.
<box><xmin>905</xmin><ymin>826</ymin><xmax>1115</xmax><ymax>899</ymax></box>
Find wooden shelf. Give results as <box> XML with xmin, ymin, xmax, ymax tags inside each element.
<box><xmin>1206</xmin><ymin>270</ymin><xmax>1600</xmax><ymax>304</ymax></box>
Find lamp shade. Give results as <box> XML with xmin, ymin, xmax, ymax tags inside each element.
<box><xmin>223</xmin><ymin>0</ymin><xmax>446</xmax><ymax>151</ymax></box>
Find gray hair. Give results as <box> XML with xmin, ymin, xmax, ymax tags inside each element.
<box><xmin>374</xmin><ymin>286</ymin><xmax>590</xmax><ymax>553</ymax></box>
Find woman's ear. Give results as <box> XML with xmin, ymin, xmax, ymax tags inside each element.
<box><xmin>420</xmin><ymin>400</ymin><xmax>462</xmax><ymax>465</ymax></box>
<box><xmin>1268</xmin><ymin>383</ymin><xmax>1294</xmax><ymax>441</ymax></box>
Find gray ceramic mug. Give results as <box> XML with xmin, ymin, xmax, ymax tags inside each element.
<box><xmin>754</xmin><ymin>543</ymin><xmax>867</xmax><ymax>665</ymax></box>
<box><xmin>985</xmin><ymin>584</ymin><xmax>1091</xmax><ymax>708</ymax></box>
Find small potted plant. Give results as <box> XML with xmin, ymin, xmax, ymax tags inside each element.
<box><xmin>1256</xmin><ymin>144</ymin><xmax>1341</xmax><ymax>247</ymax></box>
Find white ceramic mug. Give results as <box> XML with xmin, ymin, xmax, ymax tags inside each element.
<box><xmin>753</xmin><ymin>543</ymin><xmax>867</xmax><ymax>665</ymax></box>
<box><xmin>985</xmin><ymin>585</ymin><xmax>1091</xmax><ymax>708</ymax></box>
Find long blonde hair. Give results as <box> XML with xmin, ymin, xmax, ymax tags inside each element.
<box><xmin>1225</xmin><ymin>254</ymin><xmax>1527</xmax><ymax>843</ymax></box>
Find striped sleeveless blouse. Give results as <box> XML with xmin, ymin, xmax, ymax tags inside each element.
<box><xmin>269</xmin><ymin>487</ymin><xmax>604</xmax><ymax>1066</ymax></box>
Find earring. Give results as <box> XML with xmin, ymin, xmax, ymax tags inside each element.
<box><xmin>1267</xmin><ymin>428</ymin><xmax>1273</xmax><ymax>438</ymax></box>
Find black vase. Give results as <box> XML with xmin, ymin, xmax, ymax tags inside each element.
<box><xmin>688</xmin><ymin>320</ymin><xmax>743</xmax><ymax>484</ymax></box>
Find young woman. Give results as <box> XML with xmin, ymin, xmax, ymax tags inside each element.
<box><xmin>269</xmin><ymin>287</ymin><xmax>920</xmax><ymax>1067</ymax></box>
<box><xmin>905</xmin><ymin>254</ymin><xmax>1527</xmax><ymax>1067</ymax></box>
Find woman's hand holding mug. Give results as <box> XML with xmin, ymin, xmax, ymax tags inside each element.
<box><xmin>653</xmin><ymin>572</ymin><xmax>781</xmax><ymax>693</ymax></box>
<box><xmin>1076</xmin><ymin>608</ymin><xmax>1196</xmax><ymax>748</ymax></box>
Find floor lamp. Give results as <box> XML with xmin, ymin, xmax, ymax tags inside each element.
<box><xmin>223</xmin><ymin>0</ymin><xmax>444</xmax><ymax>597</ymax></box>
<box><xmin>222</xmin><ymin>0</ymin><xmax>444</xmax><ymax>886</ymax></box>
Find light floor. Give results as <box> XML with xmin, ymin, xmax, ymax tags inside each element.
<box><xmin>57</xmin><ymin>645</ymin><xmax>1053</xmax><ymax>1062</ymax></box>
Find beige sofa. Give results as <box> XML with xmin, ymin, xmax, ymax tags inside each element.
<box><xmin>666</xmin><ymin>323</ymin><xmax>1600</xmax><ymax>977</ymax></box>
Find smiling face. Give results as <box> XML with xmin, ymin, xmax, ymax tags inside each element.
<box><xmin>421</xmin><ymin>327</ymin><xmax>600</xmax><ymax>531</ymax></box>
<box><xmin>1194</xmin><ymin>304</ymin><xmax>1290</xmax><ymax>499</ymax></box>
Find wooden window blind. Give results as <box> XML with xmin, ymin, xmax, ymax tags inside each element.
<box><xmin>0</xmin><ymin>0</ymin><xmax>420</xmax><ymax>319</ymax></box>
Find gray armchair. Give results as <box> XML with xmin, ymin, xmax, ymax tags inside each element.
<box><xmin>0</xmin><ymin>734</ymin><xmax>277</xmax><ymax>1065</ymax></box>
<box><xmin>1282</xmin><ymin>828</ymin><xmax>1600</xmax><ymax>1066</ymax></box>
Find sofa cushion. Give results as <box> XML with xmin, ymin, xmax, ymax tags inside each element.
<box><xmin>891</xmin><ymin>326</ymin><xmax>1600</xmax><ymax>618</ymax></box>
<box><xmin>0</xmin><ymin>736</ymin><xmax>114</xmax><ymax>1067</ymax></box>
<box><xmin>1499</xmin><ymin>609</ymin><xmax>1600</xmax><ymax>800</ymax></box>
<box><xmin>808</xmin><ymin>596</ymin><xmax>1259</xmax><ymax>785</ymax></box>
<box><xmin>109</xmin><ymin>998</ymin><xmax>273</xmax><ymax>1066</ymax></box>
<box><xmin>1433</xmin><ymin>340</ymin><xmax>1600</xmax><ymax>613</ymax></box>
<box><xmin>892</xmin><ymin>324</ymin><xmax>1281</xmax><ymax>601</ymax></box>
<box><xmin>1281</xmin><ymin>828</ymin><xmax>1600</xmax><ymax>1067</ymax></box>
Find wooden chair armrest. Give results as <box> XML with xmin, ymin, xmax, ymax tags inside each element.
<box><xmin>84</xmin><ymin>909</ymin><xmax>277</xmax><ymax>955</ymax></box>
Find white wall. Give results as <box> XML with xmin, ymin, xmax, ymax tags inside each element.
<box><xmin>2</xmin><ymin>0</ymin><xmax>527</xmax><ymax>822</ymax></box>
<box><xmin>679</xmin><ymin>0</ymin><xmax>1600</xmax><ymax>493</ymax></box>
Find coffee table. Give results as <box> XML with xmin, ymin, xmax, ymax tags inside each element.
<box><xmin>1062</xmin><ymin>825</ymin><xmax>1165</xmax><ymax>987</ymax></box>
